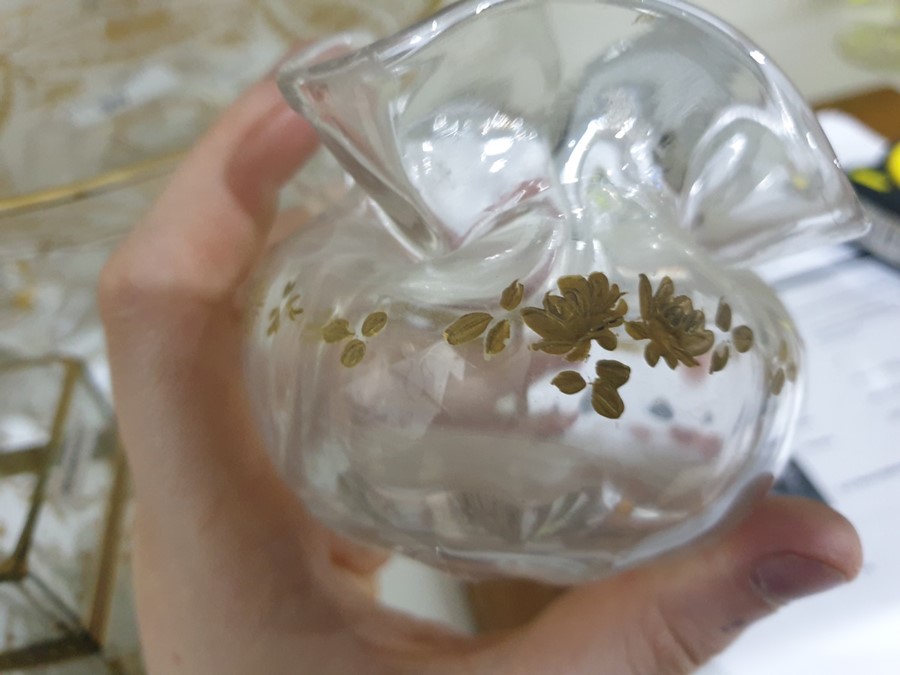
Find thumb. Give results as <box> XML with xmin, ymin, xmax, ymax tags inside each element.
<box><xmin>497</xmin><ymin>496</ymin><xmax>862</xmax><ymax>674</ymax></box>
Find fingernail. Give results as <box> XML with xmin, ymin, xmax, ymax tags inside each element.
<box><xmin>752</xmin><ymin>554</ymin><xmax>849</xmax><ymax>605</ymax></box>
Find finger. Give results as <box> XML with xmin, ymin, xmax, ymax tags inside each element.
<box><xmin>490</xmin><ymin>496</ymin><xmax>862</xmax><ymax>674</ymax></box>
<box><xmin>328</xmin><ymin>533</ymin><xmax>393</xmax><ymax>577</ymax></box>
<box><xmin>97</xmin><ymin>68</ymin><xmax>350</xmax><ymax>674</ymax></box>
<box><xmin>105</xmin><ymin>77</ymin><xmax>318</xmax><ymax>312</ymax></box>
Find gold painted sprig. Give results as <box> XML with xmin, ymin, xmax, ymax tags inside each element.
<box><xmin>551</xmin><ymin>360</ymin><xmax>632</xmax><ymax>419</ymax></box>
<box><xmin>708</xmin><ymin>298</ymin><xmax>755</xmax><ymax>375</ymax></box>
<box><xmin>323</xmin><ymin>310</ymin><xmax>389</xmax><ymax>368</ymax></box>
<box><xmin>769</xmin><ymin>339</ymin><xmax>798</xmax><ymax>396</ymax></box>
<box><xmin>443</xmin><ymin>279</ymin><xmax>525</xmax><ymax>357</ymax></box>
<box><xmin>267</xmin><ymin>281</ymin><xmax>304</xmax><ymax>336</ymax></box>
<box><xmin>267</xmin><ymin>270</ymin><xmax>765</xmax><ymax>421</ymax></box>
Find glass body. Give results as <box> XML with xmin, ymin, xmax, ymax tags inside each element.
<box><xmin>247</xmin><ymin>0</ymin><xmax>867</xmax><ymax>583</ymax></box>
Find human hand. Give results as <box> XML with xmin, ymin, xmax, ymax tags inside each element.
<box><xmin>99</xmin><ymin>71</ymin><xmax>862</xmax><ymax>675</ymax></box>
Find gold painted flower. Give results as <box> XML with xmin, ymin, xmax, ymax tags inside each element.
<box><xmin>521</xmin><ymin>273</ymin><xmax>627</xmax><ymax>362</ymax></box>
<box><xmin>625</xmin><ymin>275</ymin><xmax>714</xmax><ymax>369</ymax></box>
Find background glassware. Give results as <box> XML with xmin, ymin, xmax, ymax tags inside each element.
<box><xmin>0</xmin><ymin>357</ymin><xmax>137</xmax><ymax>673</ymax></box>
<box><xmin>1</xmin><ymin>2</ymin><xmax>445</xmax><ymax>672</ymax></box>
<box><xmin>837</xmin><ymin>0</ymin><xmax>900</xmax><ymax>72</ymax></box>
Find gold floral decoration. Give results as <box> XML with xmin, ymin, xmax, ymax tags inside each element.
<box><xmin>441</xmin><ymin>271</ymin><xmax>763</xmax><ymax>419</ymax></box>
<box><xmin>521</xmin><ymin>273</ymin><xmax>627</xmax><ymax>362</ymax></box>
<box><xmin>322</xmin><ymin>310</ymin><xmax>389</xmax><ymax>368</ymax></box>
<box><xmin>443</xmin><ymin>280</ymin><xmax>524</xmax><ymax>357</ymax></box>
<box><xmin>625</xmin><ymin>275</ymin><xmax>714</xmax><ymax>370</ymax></box>
<box><xmin>266</xmin><ymin>281</ymin><xmax>304</xmax><ymax>336</ymax></box>
<box><xmin>269</xmin><ymin>267</ymin><xmax>767</xmax><ymax>417</ymax></box>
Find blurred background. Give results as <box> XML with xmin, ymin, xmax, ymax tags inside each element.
<box><xmin>0</xmin><ymin>1</ymin><xmax>897</xmax><ymax>673</ymax></box>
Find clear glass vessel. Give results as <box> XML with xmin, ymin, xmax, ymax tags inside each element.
<box><xmin>246</xmin><ymin>0</ymin><xmax>867</xmax><ymax>583</ymax></box>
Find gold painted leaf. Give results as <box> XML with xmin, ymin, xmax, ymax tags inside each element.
<box><xmin>531</xmin><ymin>342</ymin><xmax>574</xmax><ymax>356</ymax></box>
<box><xmin>625</xmin><ymin>322</ymin><xmax>649</xmax><ymax>341</ymax></box>
<box><xmin>595</xmin><ymin>331</ymin><xmax>618</xmax><ymax>352</ymax></box>
<box><xmin>282</xmin><ymin>280</ymin><xmax>297</xmax><ymax>298</ymax></box>
<box><xmin>596</xmin><ymin>360</ymin><xmax>631</xmax><ymax>388</ymax></box>
<box><xmin>485</xmin><ymin>319</ymin><xmax>511</xmax><ymax>355</ymax></box>
<box><xmin>588</xmin><ymin>272</ymin><xmax>612</xmax><ymax>298</ymax></box>
<box><xmin>500</xmin><ymin>280</ymin><xmax>525</xmax><ymax>312</ymax></box>
<box><xmin>323</xmin><ymin>318</ymin><xmax>354</xmax><ymax>344</ymax></box>
<box><xmin>552</xmin><ymin>371</ymin><xmax>587</xmax><ymax>395</ymax></box>
<box><xmin>645</xmin><ymin>343</ymin><xmax>661</xmax><ymax>368</ymax></box>
<box><xmin>786</xmin><ymin>362</ymin><xmax>798</xmax><ymax>382</ymax></box>
<box><xmin>362</xmin><ymin>311</ymin><xmax>388</xmax><ymax>338</ymax></box>
<box><xmin>665</xmin><ymin>353</ymin><xmax>685</xmax><ymax>369</ymax></box>
<box><xmin>638</xmin><ymin>274</ymin><xmax>652</xmax><ymax>318</ymax></box>
<box><xmin>558</xmin><ymin>275</ymin><xmax>591</xmax><ymax>299</ymax></box>
<box><xmin>684</xmin><ymin>309</ymin><xmax>706</xmax><ymax>333</ymax></box>
<box><xmin>732</xmin><ymin>326</ymin><xmax>754</xmax><ymax>353</ymax></box>
<box><xmin>655</xmin><ymin>276</ymin><xmax>675</xmax><ymax>305</ymax></box>
<box><xmin>778</xmin><ymin>339</ymin><xmax>790</xmax><ymax>361</ymax></box>
<box><xmin>682</xmin><ymin>329</ymin><xmax>715</xmax><ymax>357</ymax></box>
<box><xmin>341</xmin><ymin>339</ymin><xmax>367</xmax><ymax>368</ymax></box>
<box><xmin>771</xmin><ymin>368</ymin><xmax>786</xmax><ymax>396</ymax></box>
<box><xmin>544</xmin><ymin>294</ymin><xmax>571</xmax><ymax>319</ymax></box>
<box><xmin>710</xmin><ymin>344</ymin><xmax>730</xmax><ymax>374</ymax></box>
<box><xmin>715</xmin><ymin>299</ymin><xmax>733</xmax><ymax>332</ymax></box>
<box><xmin>592</xmin><ymin>381</ymin><xmax>625</xmax><ymax>419</ymax></box>
<box><xmin>565</xmin><ymin>341</ymin><xmax>592</xmax><ymax>363</ymax></box>
<box><xmin>444</xmin><ymin>312</ymin><xmax>492</xmax><ymax>346</ymax></box>
<box><xmin>267</xmin><ymin>308</ymin><xmax>281</xmax><ymax>336</ymax></box>
<box><xmin>521</xmin><ymin>307</ymin><xmax>571</xmax><ymax>342</ymax></box>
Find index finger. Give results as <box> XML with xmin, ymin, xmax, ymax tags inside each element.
<box><xmin>105</xmin><ymin>75</ymin><xmax>319</xmax><ymax>313</ymax></box>
<box><xmin>99</xmin><ymin>71</ymin><xmax>319</xmax><ymax>518</ymax></box>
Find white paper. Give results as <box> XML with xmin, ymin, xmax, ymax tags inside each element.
<box><xmin>704</xmin><ymin>255</ymin><xmax>900</xmax><ymax>675</ymax></box>
<box><xmin>817</xmin><ymin>110</ymin><xmax>891</xmax><ymax>172</ymax></box>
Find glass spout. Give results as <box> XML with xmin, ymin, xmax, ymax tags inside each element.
<box><xmin>278</xmin><ymin>0</ymin><xmax>868</xmax><ymax>264</ymax></box>
<box><xmin>278</xmin><ymin>1</ymin><xmax>567</xmax><ymax>260</ymax></box>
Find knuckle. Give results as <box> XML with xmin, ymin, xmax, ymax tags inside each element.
<box><xmin>636</xmin><ymin>605</ymin><xmax>704</xmax><ymax>675</ymax></box>
<box><xmin>98</xmin><ymin>246</ymin><xmax>213</xmax><ymax>329</ymax></box>
<box><xmin>97</xmin><ymin>251</ymin><xmax>142</xmax><ymax>322</ymax></box>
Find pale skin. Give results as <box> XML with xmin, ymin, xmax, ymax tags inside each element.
<box><xmin>99</xmin><ymin>74</ymin><xmax>863</xmax><ymax>675</ymax></box>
